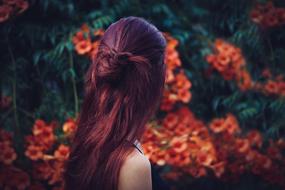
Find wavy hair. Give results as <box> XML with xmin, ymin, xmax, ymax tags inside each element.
<box><xmin>64</xmin><ymin>16</ymin><xmax>166</xmax><ymax>190</ymax></box>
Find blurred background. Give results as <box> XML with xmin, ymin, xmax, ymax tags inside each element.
<box><xmin>0</xmin><ymin>0</ymin><xmax>285</xmax><ymax>189</ymax></box>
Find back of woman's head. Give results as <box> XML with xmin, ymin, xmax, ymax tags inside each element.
<box><xmin>64</xmin><ymin>16</ymin><xmax>166</xmax><ymax>190</ymax></box>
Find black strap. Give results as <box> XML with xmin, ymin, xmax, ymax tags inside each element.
<box><xmin>133</xmin><ymin>143</ymin><xmax>144</xmax><ymax>154</ymax></box>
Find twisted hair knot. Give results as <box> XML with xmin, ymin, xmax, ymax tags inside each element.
<box><xmin>103</xmin><ymin>45</ymin><xmax>133</xmax><ymax>65</ymax></box>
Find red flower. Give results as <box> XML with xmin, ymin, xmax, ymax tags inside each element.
<box><xmin>0</xmin><ymin>146</ymin><xmax>17</xmax><ymax>165</ymax></box>
<box><xmin>247</xmin><ymin>130</ymin><xmax>263</xmax><ymax>148</ymax></box>
<box><xmin>15</xmin><ymin>0</ymin><xmax>29</xmax><ymax>14</ymax></box>
<box><xmin>235</xmin><ymin>138</ymin><xmax>250</xmax><ymax>154</ymax></box>
<box><xmin>196</xmin><ymin>151</ymin><xmax>215</xmax><ymax>167</ymax></box>
<box><xmin>63</xmin><ymin>118</ymin><xmax>77</xmax><ymax>136</ymax></box>
<box><xmin>0</xmin><ymin>5</ymin><xmax>12</xmax><ymax>23</ymax></box>
<box><xmin>169</xmin><ymin>137</ymin><xmax>188</xmax><ymax>153</ymax></box>
<box><xmin>75</xmin><ymin>40</ymin><xmax>92</xmax><ymax>55</ymax></box>
<box><xmin>54</xmin><ymin>144</ymin><xmax>70</xmax><ymax>160</ymax></box>
<box><xmin>163</xmin><ymin>113</ymin><xmax>179</xmax><ymax>130</ymax></box>
<box><xmin>25</xmin><ymin>145</ymin><xmax>43</xmax><ymax>161</ymax></box>
<box><xmin>250</xmin><ymin>10</ymin><xmax>263</xmax><ymax>23</ymax></box>
<box><xmin>210</xmin><ymin>161</ymin><xmax>225</xmax><ymax>178</ymax></box>
<box><xmin>209</xmin><ymin>118</ymin><xmax>226</xmax><ymax>133</ymax></box>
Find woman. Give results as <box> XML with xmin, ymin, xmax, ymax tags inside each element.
<box><xmin>64</xmin><ymin>16</ymin><xmax>169</xmax><ymax>190</ymax></box>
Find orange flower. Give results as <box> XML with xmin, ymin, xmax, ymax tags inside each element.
<box><xmin>0</xmin><ymin>95</ymin><xmax>12</xmax><ymax>109</ymax></box>
<box><xmin>213</xmin><ymin>60</ymin><xmax>227</xmax><ymax>72</ymax></box>
<box><xmin>209</xmin><ymin>118</ymin><xmax>226</xmax><ymax>133</ymax></box>
<box><xmin>228</xmin><ymin>162</ymin><xmax>245</xmax><ymax>175</ymax></box>
<box><xmin>214</xmin><ymin>39</ymin><xmax>225</xmax><ymax>53</ymax></box>
<box><xmin>167</xmin><ymin>37</ymin><xmax>179</xmax><ymax>49</ymax></box>
<box><xmin>160</xmin><ymin>96</ymin><xmax>175</xmax><ymax>111</ymax></box>
<box><xmin>187</xmin><ymin>166</ymin><xmax>207</xmax><ymax>178</ymax></box>
<box><xmin>33</xmin><ymin>162</ymin><xmax>53</xmax><ymax>180</ymax></box>
<box><xmin>174</xmin><ymin>123</ymin><xmax>190</xmax><ymax>136</ymax></box>
<box><xmin>169</xmin><ymin>137</ymin><xmax>188</xmax><ymax>153</ymax></box>
<box><xmin>266</xmin><ymin>146</ymin><xmax>282</xmax><ymax>160</ymax></box>
<box><xmin>3</xmin><ymin>0</ymin><xmax>19</xmax><ymax>5</ymax></box>
<box><xmin>261</xmin><ymin>68</ymin><xmax>272</xmax><ymax>78</ymax></box>
<box><xmin>257</xmin><ymin>155</ymin><xmax>272</xmax><ymax>170</ymax></box>
<box><xmin>224</xmin><ymin>113</ymin><xmax>240</xmax><ymax>135</ymax></box>
<box><xmin>142</xmin><ymin>128</ymin><xmax>155</xmax><ymax>142</ymax></box>
<box><xmin>0</xmin><ymin>129</ymin><xmax>13</xmax><ymax>142</ymax></box>
<box><xmin>93</xmin><ymin>28</ymin><xmax>104</xmax><ymax>36</ymax></box>
<box><xmin>72</xmin><ymin>31</ymin><xmax>85</xmax><ymax>44</ymax></box>
<box><xmin>251</xmin><ymin>2</ymin><xmax>285</xmax><ymax>27</ymax></box>
<box><xmin>80</xmin><ymin>23</ymin><xmax>90</xmax><ymax>34</ymax></box>
<box><xmin>162</xmin><ymin>171</ymin><xmax>181</xmax><ymax>181</ymax></box>
<box><xmin>276</xmin><ymin>138</ymin><xmax>285</xmax><ymax>149</ymax></box>
<box><xmin>235</xmin><ymin>138</ymin><xmax>250</xmax><ymax>154</ymax></box>
<box><xmin>150</xmin><ymin>149</ymin><xmax>168</xmax><ymax>166</ymax></box>
<box><xmin>264</xmin><ymin>80</ymin><xmax>279</xmax><ymax>94</ymax></box>
<box><xmin>54</xmin><ymin>144</ymin><xmax>70</xmax><ymax>160</ymax></box>
<box><xmin>230</xmin><ymin>49</ymin><xmax>242</xmax><ymax>63</ymax></box>
<box><xmin>25</xmin><ymin>145</ymin><xmax>43</xmax><ymax>160</ymax></box>
<box><xmin>217</xmin><ymin>54</ymin><xmax>230</xmax><ymax>66</ymax></box>
<box><xmin>142</xmin><ymin>142</ymin><xmax>159</xmax><ymax>160</ymax></box>
<box><xmin>276</xmin><ymin>8</ymin><xmax>285</xmax><ymax>24</ymax></box>
<box><xmin>200</xmin><ymin>141</ymin><xmax>215</xmax><ymax>156</ymax></box>
<box><xmin>33</xmin><ymin>119</ymin><xmax>46</xmax><ymax>136</ymax></box>
<box><xmin>210</xmin><ymin>162</ymin><xmax>225</xmax><ymax>178</ymax></box>
<box><xmin>250</xmin><ymin>10</ymin><xmax>263</xmax><ymax>24</ymax></box>
<box><xmin>165</xmin><ymin>69</ymin><xmax>175</xmax><ymax>83</ymax></box>
<box><xmin>75</xmin><ymin>40</ymin><xmax>92</xmax><ymax>55</ymax></box>
<box><xmin>245</xmin><ymin>150</ymin><xmax>258</xmax><ymax>162</ymax></box>
<box><xmin>177</xmin><ymin>151</ymin><xmax>191</xmax><ymax>167</ymax></box>
<box><xmin>196</xmin><ymin>151</ymin><xmax>215</xmax><ymax>167</ymax></box>
<box><xmin>15</xmin><ymin>0</ymin><xmax>29</xmax><ymax>14</ymax></box>
<box><xmin>162</xmin><ymin>113</ymin><xmax>179</xmax><ymax>130</ymax></box>
<box><xmin>177</xmin><ymin>89</ymin><xmax>192</xmax><ymax>103</ymax></box>
<box><xmin>40</xmin><ymin>127</ymin><xmax>55</xmax><ymax>145</ymax></box>
<box><xmin>1</xmin><ymin>146</ymin><xmax>17</xmax><ymax>165</ymax></box>
<box><xmin>166</xmin><ymin>149</ymin><xmax>190</xmax><ymax>167</ymax></box>
<box><xmin>237</xmin><ymin>70</ymin><xmax>252</xmax><ymax>91</ymax></box>
<box><xmin>175</xmin><ymin>72</ymin><xmax>192</xmax><ymax>90</ymax></box>
<box><xmin>247</xmin><ymin>130</ymin><xmax>263</xmax><ymax>148</ymax></box>
<box><xmin>0</xmin><ymin>5</ymin><xmax>12</xmax><ymax>23</ymax></box>
<box><xmin>263</xmin><ymin>13</ymin><xmax>278</xmax><ymax>27</ymax></box>
<box><xmin>63</xmin><ymin>118</ymin><xmax>77</xmax><ymax>136</ymax></box>
<box><xmin>48</xmin><ymin>161</ymin><xmax>65</xmax><ymax>185</ymax></box>
<box><xmin>5</xmin><ymin>167</ymin><xmax>30</xmax><ymax>190</ymax></box>
<box><xmin>206</xmin><ymin>54</ymin><xmax>216</xmax><ymax>63</ymax></box>
<box><xmin>206</xmin><ymin>39</ymin><xmax>252</xmax><ymax>90</ymax></box>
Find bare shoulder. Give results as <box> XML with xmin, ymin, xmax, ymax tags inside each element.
<box><xmin>118</xmin><ymin>148</ymin><xmax>152</xmax><ymax>190</ymax></box>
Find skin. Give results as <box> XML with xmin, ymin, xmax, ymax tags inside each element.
<box><xmin>118</xmin><ymin>148</ymin><xmax>152</xmax><ymax>190</ymax></box>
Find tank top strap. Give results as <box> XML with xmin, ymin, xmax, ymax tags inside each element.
<box><xmin>133</xmin><ymin>139</ymin><xmax>144</xmax><ymax>155</ymax></box>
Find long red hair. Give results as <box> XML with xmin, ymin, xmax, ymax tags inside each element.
<box><xmin>64</xmin><ymin>16</ymin><xmax>166</xmax><ymax>190</ymax></box>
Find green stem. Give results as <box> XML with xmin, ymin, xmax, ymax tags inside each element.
<box><xmin>266</xmin><ymin>37</ymin><xmax>275</xmax><ymax>67</ymax></box>
<box><xmin>68</xmin><ymin>51</ymin><xmax>79</xmax><ymax>117</ymax></box>
<box><xmin>18</xmin><ymin>107</ymin><xmax>35</xmax><ymax>119</ymax></box>
<box><xmin>0</xmin><ymin>108</ymin><xmax>13</xmax><ymax>126</ymax></box>
<box><xmin>8</xmin><ymin>45</ymin><xmax>20</xmax><ymax>136</ymax></box>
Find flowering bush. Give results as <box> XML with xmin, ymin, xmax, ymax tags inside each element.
<box><xmin>250</xmin><ymin>1</ymin><xmax>285</xmax><ymax>28</ymax></box>
<box><xmin>2</xmin><ymin>23</ymin><xmax>285</xmax><ymax>189</ymax></box>
<box><xmin>0</xmin><ymin>0</ymin><xmax>29</xmax><ymax>23</ymax></box>
<box><xmin>205</xmin><ymin>39</ymin><xmax>252</xmax><ymax>91</ymax></box>
<box><xmin>205</xmin><ymin>39</ymin><xmax>285</xmax><ymax>98</ymax></box>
